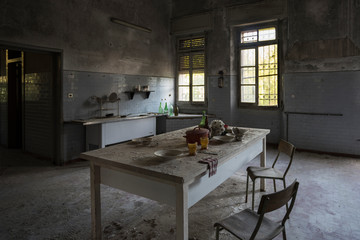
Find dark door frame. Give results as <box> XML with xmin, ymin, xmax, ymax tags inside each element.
<box><xmin>7</xmin><ymin>55</ymin><xmax>23</xmax><ymax>148</ymax></box>
<box><xmin>0</xmin><ymin>40</ymin><xmax>64</xmax><ymax>165</ymax></box>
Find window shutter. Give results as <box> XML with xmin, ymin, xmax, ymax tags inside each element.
<box><xmin>178</xmin><ymin>37</ymin><xmax>205</xmax><ymax>51</ymax></box>
<box><xmin>192</xmin><ymin>53</ymin><xmax>205</xmax><ymax>69</ymax></box>
<box><xmin>179</xmin><ymin>55</ymin><xmax>190</xmax><ymax>70</ymax></box>
<box><xmin>179</xmin><ymin>39</ymin><xmax>191</xmax><ymax>51</ymax></box>
<box><xmin>191</xmin><ymin>37</ymin><xmax>205</xmax><ymax>49</ymax></box>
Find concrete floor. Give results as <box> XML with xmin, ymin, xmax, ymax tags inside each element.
<box><xmin>1</xmin><ymin>145</ymin><xmax>360</xmax><ymax>240</ymax></box>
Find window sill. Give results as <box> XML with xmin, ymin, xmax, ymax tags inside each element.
<box><xmin>238</xmin><ymin>104</ymin><xmax>280</xmax><ymax>111</ymax></box>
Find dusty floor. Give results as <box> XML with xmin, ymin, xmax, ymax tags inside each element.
<box><xmin>1</xmin><ymin>145</ymin><xmax>360</xmax><ymax>240</ymax></box>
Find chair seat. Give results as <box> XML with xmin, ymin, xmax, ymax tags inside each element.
<box><xmin>215</xmin><ymin>208</ymin><xmax>284</xmax><ymax>240</ymax></box>
<box><xmin>247</xmin><ymin>166</ymin><xmax>283</xmax><ymax>181</ymax></box>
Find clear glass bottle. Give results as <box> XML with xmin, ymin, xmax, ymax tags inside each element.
<box><xmin>169</xmin><ymin>104</ymin><xmax>173</xmax><ymax>116</ymax></box>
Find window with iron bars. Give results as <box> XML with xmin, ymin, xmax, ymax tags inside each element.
<box><xmin>239</xmin><ymin>25</ymin><xmax>279</xmax><ymax>107</ymax></box>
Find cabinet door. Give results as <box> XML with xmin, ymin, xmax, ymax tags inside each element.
<box><xmin>103</xmin><ymin>117</ymin><xmax>156</xmax><ymax>146</ymax></box>
<box><xmin>86</xmin><ymin>124</ymin><xmax>103</xmax><ymax>150</ymax></box>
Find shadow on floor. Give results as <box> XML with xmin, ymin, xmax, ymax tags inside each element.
<box><xmin>0</xmin><ymin>145</ymin><xmax>359</xmax><ymax>239</ymax></box>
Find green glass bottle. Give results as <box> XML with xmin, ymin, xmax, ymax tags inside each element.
<box><xmin>174</xmin><ymin>104</ymin><xmax>179</xmax><ymax>116</ymax></box>
<box><xmin>158</xmin><ymin>102</ymin><xmax>164</xmax><ymax>113</ymax></box>
<box><xmin>199</xmin><ymin>110</ymin><xmax>206</xmax><ymax>127</ymax></box>
<box><xmin>164</xmin><ymin>102</ymin><xmax>168</xmax><ymax>114</ymax></box>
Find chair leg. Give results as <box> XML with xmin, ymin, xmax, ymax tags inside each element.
<box><xmin>252</xmin><ymin>179</ymin><xmax>255</xmax><ymax>210</ymax></box>
<box><xmin>215</xmin><ymin>225</ymin><xmax>220</xmax><ymax>240</ymax></box>
<box><xmin>283</xmin><ymin>178</ymin><xmax>290</xmax><ymax>215</ymax></box>
<box><xmin>273</xmin><ymin>179</ymin><xmax>277</xmax><ymax>192</ymax></box>
<box><xmin>283</xmin><ymin>179</ymin><xmax>289</xmax><ymax>212</ymax></box>
<box><xmin>282</xmin><ymin>227</ymin><xmax>287</xmax><ymax>240</ymax></box>
<box><xmin>245</xmin><ymin>173</ymin><xmax>249</xmax><ymax>203</ymax></box>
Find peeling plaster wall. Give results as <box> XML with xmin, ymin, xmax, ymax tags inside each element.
<box><xmin>286</xmin><ymin>0</ymin><xmax>360</xmax><ymax>71</ymax></box>
<box><xmin>0</xmin><ymin>0</ymin><xmax>174</xmax><ymax>162</ymax></box>
<box><xmin>172</xmin><ymin>0</ymin><xmax>287</xmax><ymax>142</ymax></box>
<box><xmin>284</xmin><ymin>0</ymin><xmax>360</xmax><ymax>155</ymax></box>
<box><xmin>172</xmin><ymin>0</ymin><xmax>360</xmax><ymax>154</ymax></box>
<box><xmin>0</xmin><ymin>0</ymin><xmax>359</xmax><ymax>157</ymax></box>
<box><xmin>0</xmin><ymin>0</ymin><xmax>173</xmax><ymax>76</ymax></box>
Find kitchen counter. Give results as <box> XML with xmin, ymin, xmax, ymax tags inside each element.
<box><xmin>71</xmin><ymin>113</ymin><xmax>216</xmax><ymax>126</ymax></box>
<box><xmin>72</xmin><ymin>113</ymin><xmax>160</xmax><ymax>126</ymax></box>
<box><xmin>83</xmin><ymin>114</ymin><xmax>157</xmax><ymax>151</ymax></box>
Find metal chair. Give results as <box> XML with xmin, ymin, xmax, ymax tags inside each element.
<box><xmin>246</xmin><ymin>139</ymin><xmax>296</xmax><ymax>210</ymax></box>
<box><xmin>214</xmin><ymin>180</ymin><xmax>299</xmax><ymax>240</ymax></box>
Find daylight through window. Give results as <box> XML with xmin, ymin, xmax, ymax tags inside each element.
<box><xmin>239</xmin><ymin>26</ymin><xmax>278</xmax><ymax>107</ymax></box>
<box><xmin>177</xmin><ymin>36</ymin><xmax>205</xmax><ymax>104</ymax></box>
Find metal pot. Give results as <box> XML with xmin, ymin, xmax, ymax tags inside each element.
<box><xmin>184</xmin><ymin>127</ymin><xmax>209</xmax><ymax>145</ymax></box>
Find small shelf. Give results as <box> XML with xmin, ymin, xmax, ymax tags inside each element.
<box><xmin>125</xmin><ymin>90</ymin><xmax>154</xmax><ymax>100</ymax></box>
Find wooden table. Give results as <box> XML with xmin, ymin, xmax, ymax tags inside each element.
<box><xmin>80</xmin><ymin>127</ymin><xmax>270</xmax><ymax>240</ymax></box>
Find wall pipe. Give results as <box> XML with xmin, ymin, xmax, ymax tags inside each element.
<box><xmin>284</xmin><ymin>111</ymin><xmax>343</xmax><ymax>141</ymax></box>
<box><xmin>110</xmin><ymin>17</ymin><xmax>152</xmax><ymax>33</ymax></box>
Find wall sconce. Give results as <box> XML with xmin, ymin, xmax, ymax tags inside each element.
<box><xmin>218</xmin><ymin>70</ymin><xmax>224</xmax><ymax>88</ymax></box>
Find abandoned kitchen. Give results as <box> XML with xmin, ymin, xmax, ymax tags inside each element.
<box><xmin>1</xmin><ymin>0</ymin><xmax>359</xmax><ymax>239</ymax></box>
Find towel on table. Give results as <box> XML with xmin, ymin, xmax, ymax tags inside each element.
<box><xmin>199</xmin><ymin>157</ymin><xmax>218</xmax><ymax>177</ymax></box>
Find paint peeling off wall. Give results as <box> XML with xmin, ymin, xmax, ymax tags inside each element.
<box><xmin>286</xmin><ymin>37</ymin><xmax>360</xmax><ymax>60</ymax></box>
<box><xmin>286</xmin><ymin>56</ymin><xmax>360</xmax><ymax>73</ymax></box>
<box><xmin>0</xmin><ymin>0</ymin><xmax>174</xmax><ymax>77</ymax></box>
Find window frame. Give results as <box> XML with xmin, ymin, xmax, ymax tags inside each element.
<box><xmin>176</xmin><ymin>35</ymin><xmax>207</xmax><ymax>112</ymax></box>
<box><xmin>237</xmin><ymin>23</ymin><xmax>280</xmax><ymax>109</ymax></box>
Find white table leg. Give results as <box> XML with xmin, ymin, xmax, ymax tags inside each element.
<box><xmin>176</xmin><ymin>183</ymin><xmax>188</xmax><ymax>240</ymax></box>
<box><xmin>90</xmin><ymin>162</ymin><xmax>101</xmax><ymax>240</ymax></box>
<box><xmin>260</xmin><ymin>137</ymin><xmax>266</xmax><ymax>191</ymax></box>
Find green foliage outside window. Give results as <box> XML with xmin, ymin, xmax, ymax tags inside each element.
<box><xmin>240</xmin><ymin>26</ymin><xmax>278</xmax><ymax>107</ymax></box>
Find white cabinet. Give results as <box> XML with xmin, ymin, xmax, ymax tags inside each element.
<box><xmin>86</xmin><ymin>117</ymin><xmax>156</xmax><ymax>151</ymax></box>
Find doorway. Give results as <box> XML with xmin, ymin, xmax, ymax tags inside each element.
<box><xmin>7</xmin><ymin>50</ymin><xmax>23</xmax><ymax>148</ymax></box>
<box><xmin>0</xmin><ymin>46</ymin><xmax>62</xmax><ymax>164</ymax></box>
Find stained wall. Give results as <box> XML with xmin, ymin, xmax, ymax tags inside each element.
<box><xmin>0</xmin><ymin>0</ymin><xmax>174</xmax><ymax>162</ymax></box>
<box><xmin>172</xmin><ymin>0</ymin><xmax>360</xmax><ymax>155</ymax></box>
<box><xmin>0</xmin><ymin>0</ymin><xmax>359</xmax><ymax>160</ymax></box>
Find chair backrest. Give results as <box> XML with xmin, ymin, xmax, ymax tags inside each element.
<box><xmin>272</xmin><ymin>139</ymin><xmax>296</xmax><ymax>177</ymax></box>
<box><xmin>250</xmin><ymin>180</ymin><xmax>299</xmax><ymax>239</ymax></box>
<box><xmin>278</xmin><ymin>139</ymin><xmax>295</xmax><ymax>157</ymax></box>
<box><xmin>257</xmin><ymin>180</ymin><xmax>299</xmax><ymax>215</ymax></box>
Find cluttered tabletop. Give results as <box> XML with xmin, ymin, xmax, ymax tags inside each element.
<box><xmin>80</xmin><ymin>123</ymin><xmax>270</xmax><ymax>183</ymax></box>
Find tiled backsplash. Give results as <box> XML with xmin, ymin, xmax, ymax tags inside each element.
<box><xmin>63</xmin><ymin>70</ymin><xmax>175</xmax><ymax>121</ymax></box>
<box><xmin>62</xmin><ymin>71</ymin><xmax>174</xmax><ymax>162</ymax></box>
<box><xmin>283</xmin><ymin>71</ymin><xmax>360</xmax><ymax>155</ymax></box>
<box><xmin>166</xmin><ymin>116</ymin><xmax>216</xmax><ymax>132</ymax></box>
<box><xmin>0</xmin><ymin>75</ymin><xmax>8</xmax><ymax>146</ymax></box>
<box><xmin>24</xmin><ymin>72</ymin><xmax>54</xmax><ymax>158</ymax></box>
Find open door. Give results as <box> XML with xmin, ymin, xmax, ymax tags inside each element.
<box><xmin>1</xmin><ymin>46</ymin><xmax>62</xmax><ymax>164</ymax></box>
<box><xmin>7</xmin><ymin>50</ymin><xmax>23</xmax><ymax>148</ymax></box>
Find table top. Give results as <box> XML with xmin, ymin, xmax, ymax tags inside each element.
<box><xmin>80</xmin><ymin>127</ymin><xmax>270</xmax><ymax>184</ymax></box>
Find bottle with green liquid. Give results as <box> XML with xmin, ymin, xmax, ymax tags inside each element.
<box><xmin>158</xmin><ymin>99</ymin><xmax>164</xmax><ymax>113</ymax></box>
<box><xmin>164</xmin><ymin>98</ymin><xmax>168</xmax><ymax>114</ymax></box>
<box><xmin>199</xmin><ymin>110</ymin><xmax>206</xmax><ymax>127</ymax></box>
